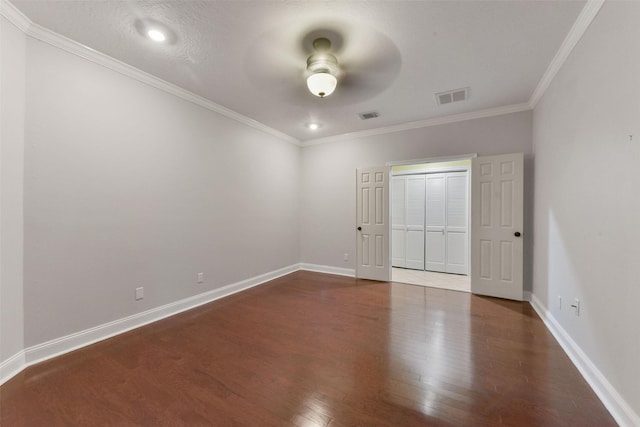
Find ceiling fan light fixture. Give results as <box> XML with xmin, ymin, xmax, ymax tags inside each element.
<box><xmin>307</xmin><ymin>72</ymin><xmax>337</xmax><ymax>98</ymax></box>
<box><xmin>306</xmin><ymin>38</ymin><xmax>339</xmax><ymax>98</ymax></box>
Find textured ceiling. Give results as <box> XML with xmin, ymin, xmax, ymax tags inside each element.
<box><xmin>11</xmin><ymin>0</ymin><xmax>586</xmax><ymax>142</ymax></box>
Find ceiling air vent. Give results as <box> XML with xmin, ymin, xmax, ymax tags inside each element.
<box><xmin>435</xmin><ymin>87</ymin><xmax>469</xmax><ymax>106</ymax></box>
<box><xmin>358</xmin><ymin>111</ymin><xmax>380</xmax><ymax>120</ymax></box>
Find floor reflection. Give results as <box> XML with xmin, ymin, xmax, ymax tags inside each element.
<box><xmin>388</xmin><ymin>282</ymin><xmax>473</xmax><ymax>420</ymax></box>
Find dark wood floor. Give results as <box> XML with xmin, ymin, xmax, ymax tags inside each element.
<box><xmin>1</xmin><ymin>271</ymin><xmax>616</xmax><ymax>426</ymax></box>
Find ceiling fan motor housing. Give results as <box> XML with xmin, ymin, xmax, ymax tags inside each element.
<box><xmin>306</xmin><ymin>52</ymin><xmax>339</xmax><ymax>76</ymax></box>
<box><xmin>306</xmin><ymin>38</ymin><xmax>339</xmax><ymax>98</ymax></box>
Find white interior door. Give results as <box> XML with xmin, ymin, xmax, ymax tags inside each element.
<box><xmin>445</xmin><ymin>172</ymin><xmax>468</xmax><ymax>274</ymax></box>
<box><xmin>425</xmin><ymin>174</ymin><xmax>446</xmax><ymax>272</ymax></box>
<box><xmin>405</xmin><ymin>175</ymin><xmax>425</xmax><ymax>270</ymax></box>
<box><xmin>471</xmin><ymin>153</ymin><xmax>524</xmax><ymax>300</ymax></box>
<box><xmin>356</xmin><ymin>166</ymin><xmax>391</xmax><ymax>281</ymax></box>
<box><xmin>391</xmin><ymin>176</ymin><xmax>406</xmax><ymax>268</ymax></box>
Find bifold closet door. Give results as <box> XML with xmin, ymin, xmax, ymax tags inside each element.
<box><xmin>391</xmin><ymin>176</ymin><xmax>406</xmax><ymax>268</ymax></box>
<box><xmin>425</xmin><ymin>174</ymin><xmax>446</xmax><ymax>272</ymax></box>
<box><xmin>393</xmin><ymin>171</ymin><xmax>468</xmax><ymax>274</ymax></box>
<box><xmin>405</xmin><ymin>176</ymin><xmax>425</xmax><ymax>270</ymax></box>
<box><xmin>445</xmin><ymin>172</ymin><xmax>468</xmax><ymax>274</ymax></box>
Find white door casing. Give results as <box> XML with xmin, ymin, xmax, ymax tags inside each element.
<box><xmin>356</xmin><ymin>166</ymin><xmax>391</xmax><ymax>281</ymax></box>
<box><xmin>471</xmin><ymin>153</ymin><xmax>524</xmax><ymax>300</ymax></box>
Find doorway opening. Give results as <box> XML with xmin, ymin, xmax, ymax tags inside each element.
<box><xmin>390</xmin><ymin>157</ymin><xmax>472</xmax><ymax>292</ymax></box>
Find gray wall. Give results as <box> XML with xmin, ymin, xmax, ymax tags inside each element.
<box><xmin>0</xmin><ymin>16</ymin><xmax>26</xmax><ymax>362</ymax></box>
<box><xmin>532</xmin><ymin>1</ymin><xmax>640</xmax><ymax>418</ymax></box>
<box><xmin>22</xmin><ymin>37</ymin><xmax>301</xmax><ymax>347</ymax></box>
<box><xmin>299</xmin><ymin>111</ymin><xmax>533</xmax><ymax>290</ymax></box>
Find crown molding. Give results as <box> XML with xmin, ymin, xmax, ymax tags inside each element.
<box><xmin>0</xmin><ymin>0</ymin><xmax>30</xmax><ymax>32</ymax></box>
<box><xmin>302</xmin><ymin>103</ymin><xmax>531</xmax><ymax>147</ymax></box>
<box><xmin>0</xmin><ymin>1</ymin><xmax>301</xmax><ymax>146</ymax></box>
<box><xmin>528</xmin><ymin>0</ymin><xmax>606</xmax><ymax>108</ymax></box>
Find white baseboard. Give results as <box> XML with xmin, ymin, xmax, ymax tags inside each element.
<box><xmin>0</xmin><ymin>350</ymin><xmax>26</xmax><ymax>385</ymax></box>
<box><xmin>1</xmin><ymin>264</ymin><xmax>299</xmax><ymax>386</ymax></box>
<box><xmin>530</xmin><ymin>294</ymin><xmax>639</xmax><ymax>427</ymax></box>
<box><xmin>299</xmin><ymin>263</ymin><xmax>355</xmax><ymax>277</ymax></box>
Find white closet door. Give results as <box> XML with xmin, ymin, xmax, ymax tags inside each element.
<box><xmin>391</xmin><ymin>176</ymin><xmax>406</xmax><ymax>267</ymax></box>
<box><xmin>405</xmin><ymin>175</ymin><xmax>425</xmax><ymax>270</ymax></box>
<box><xmin>445</xmin><ymin>172</ymin><xmax>468</xmax><ymax>274</ymax></box>
<box><xmin>425</xmin><ymin>174</ymin><xmax>446</xmax><ymax>272</ymax></box>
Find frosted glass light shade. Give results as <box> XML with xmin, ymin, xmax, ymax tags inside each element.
<box><xmin>147</xmin><ymin>29</ymin><xmax>166</xmax><ymax>42</ymax></box>
<box><xmin>307</xmin><ymin>72</ymin><xmax>337</xmax><ymax>98</ymax></box>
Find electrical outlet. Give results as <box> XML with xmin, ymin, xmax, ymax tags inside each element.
<box><xmin>558</xmin><ymin>296</ymin><xmax>562</xmax><ymax>310</ymax></box>
<box><xmin>343</xmin><ymin>253</ymin><xmax>349</xmax><ymax>262</ymax></box>
<box><xmin>197</xmin><ymin>272</ymin><xmax>204</xmax><ymax>283</ymax></box>
<box><xmin>571</xmin><ymin>298</ymin><xmax>580</xmax><ymax>316</ymax></box>
<box><xmin>135</xmin><ymin>287</ymin><xmax>144</xmax><ymax>300</ymax></box>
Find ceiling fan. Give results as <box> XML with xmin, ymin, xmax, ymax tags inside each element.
<box><xmin>244</xmin><ymin>24</ymin><xmax>401</xmax><ymax>106</ymax></box>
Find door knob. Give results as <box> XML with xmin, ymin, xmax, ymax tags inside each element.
<box><xmin>514</xmin><ymin>231</ymin><xmax>521</xmax><ymax>237</ymax></box>
<box><xmin>357</xmin><ymin>226</ymin><xmax>362</xmax><ymax>231</ymax></box>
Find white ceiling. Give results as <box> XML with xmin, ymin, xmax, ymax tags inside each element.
<box><xmin>10</xmin><ymin>0</ymin><xmax>586</xmax><ymax>142</ymax></box>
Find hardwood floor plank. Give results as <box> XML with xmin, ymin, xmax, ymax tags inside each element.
<box><xmin>1</xmin><ymin>271</ymin><xmax>616</xmax><ymax>426</ymax></box>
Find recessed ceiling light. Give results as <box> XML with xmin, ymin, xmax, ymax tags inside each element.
<box><xmin>308</xmin><ymin>123</ymin><xmax>320</xmax><ymax>130</ymax></box>
<box><xmin>147</xmin><ymin>29</ymin><xmax>166</xmax><ymax>42</ymax></box>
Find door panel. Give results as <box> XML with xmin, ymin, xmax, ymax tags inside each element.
<box><xmin>392</xmin><ymin>177</ymin><xmax>406</xmax><ymax>226</ymax></box>
<box><xmin>406</xmin><ymin>176</ymin><xmax>425</xmax><ymax>226</ymax></box>
<box><xmin>357</xmin><ymin>167</ymin><xmax>390</xmax><ymax>281</ymax></box>
<box><xmin>392</xmin><ymin>229</ymin><xmax>406</xmax><ymax>267</ymax></box>
<box><xmin>446</xmin><ymin>231</ymin><xmax>467</xmax><ymax>274</ymax></box>
<box><xmin>405</xmin><ymin>230</ymin><xmax>425</xmax><ymax>270</ymax></box>
<box><xmin>391</xmin><ymin>175</ymin><xmax>425</xmax><ymax>270</ymax></box>
<box><xmin>445</xmin><ymin>172</ymin><xmax>468</xmax><ymax>274</ymax></box>
<box><xmin>391</xmin><ymin>176</ymin><xmax>406</xmax><ymax>267</ymax></box>
<box><xmin>405</xmin><ymin>176</ymin><xmax>425</xmax><ymax>270</ymax></box>
<box><xmin>425</xmin><ymin>174</ymin><xmax>446</xmax><ymax>272</ymax></box>
<box><xmin>471</xmin><ymin>153</ymin><xmax>524</xmax><ymax>300</ymax></box>
<box><xmin>425</xmin><ymin>230</ymin><xmax>445</xmax><ymax>271</ymax></box>
<box><xmin>446</xmin><ymin>174</ymin><xmax>467</xmax><ymax>227</ymax></box>
<box><xmin>426</xmin><ymin>175</ymin><xmax>446</xmax><ymax>226</ymax></box>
